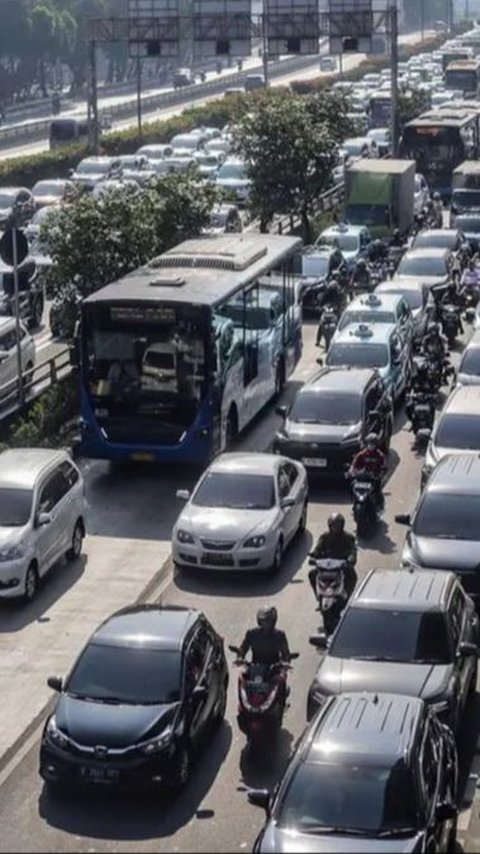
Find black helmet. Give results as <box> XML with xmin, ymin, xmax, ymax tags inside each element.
<box><xmin>257</xmin><ymin>606</ymin><xmax>277</xmax><ymax>631</ymax></box>
<box><xmin>393</xmin><ymin>228</ymin><xmax>400</xmax><ymax>238</ymax></box>
<box><xmin>328</xmin><ymin>512</ymin><xmax>345</xmax><ymax>534</ymax></box>
<box><xmin>433</xmin><ymin>191</ymin><xmax>441</xmax><ymax>201</ymax></box>
<box><xmin>357</xmin><ymin>258</ymin><xmax>367</xmax><ymax>269</ymax></box>
<box><xmin>373</xmin><ymin>239</ymin><xmax>383</xmax><ymax>249</ymax></box>
<box><xmin>366</xmin><ymin>432</ymin><xmax>379</xmax><ymax>448</ymax></box>
<box><xmin>427</xmin><ymin>321</ymin><xmax>437</xmax><ymax>334</ymax></box>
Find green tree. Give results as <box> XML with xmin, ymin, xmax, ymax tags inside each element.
<box><xmin>233</xmin><ymin>89</ymin><xmax>351</xmax><ymax>242</ymax></box>
<box><xmin>397</xmin><ymin>87</ymin><xmax>431</xmax><ymax>131</ymax></box>
<box><xmin>41</xmin><ymin>175</ymin><xmax>218</xmax><ymax>301</ymax></box>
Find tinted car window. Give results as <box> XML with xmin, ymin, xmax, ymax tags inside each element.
<box><xmin>413</xmin><ymin>233</ymin><xmax>457</xmax><ymax>250</ymax></box>
<box><xmin>192</xmin><ymin>472</ymin><xmax>275</xmax><ymax>509</ymax></box>
<box><xmin>458</xmin><ymin>348</ymin><xmax>480</xmax><ymax>375</ymax></box>
<box><xmin>275</xmin><ymin>762</ymin><xmax>418</xmax><ymax>833</ymax></box>
<box><xmin>38</xmin><ymin>474</ymin><xmax>60</xmax><ymax>513</ymax></box>
<box><xmin>0</xmin><ymin>487</ymin><xmax>32</xmax><ymax>526</ymax></box>
<box><xmin>289</xmin><ymin>390</ymin><xmax>361</xmax><ymax>424</ymax></box>
<box><xmin>327</xmin><ymin>342</ymin><xmax>388</xmax><ymax>369</ymax></box>
<box><xmin>397</xmin><ymin>256</ymin><xmax>447</xmax><ymax>276</ymax></box>
<box><xmin>414</xmin><ymin>492</ymin><xmax>480</xmax><ymax>541</ymax></box>
<box><xmin>66</xmin><ymin>643</ymin><xmax>182</xmax><ymax>704</ymax></box>
<box><xmin>330</xmin><ymin>608</ymin><xmax>451</xmax><ymax>663</ymax></box>
<box><xmin>59</xmin><ymin>461</ymin><xmax>80</xmax><ymax>488</ymax></box>
<box><xmin>339</xmin><ymin>310</ymin><xmax>395</xmax><ymax>329</ymax></box>
<box><xmin>435</xmin><ymin>413</ymin><xmax>480</xmax><ymax>449</ymax></box>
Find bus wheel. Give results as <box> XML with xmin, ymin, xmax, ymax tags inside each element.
<box><xmin>225</xmin><ymin>407</ymin><xmax>238</xmax><ymax>448</ymax></box>
<box><xmin>274</xmin><ymin>360</ymin><xmax>285</xmax><ymax>398</ymax></box>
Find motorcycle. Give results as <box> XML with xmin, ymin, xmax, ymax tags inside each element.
<box><xmin>348</xmin><ymin>470</ymin><xmax>382</xmax><ymax>537</ymax></box>
<box><xmin>228</xmin><ymin>646</ymin><xmax>298</xmax><ymax>751</ymax></box>
<box><xmin>299</xmin><ymin>276</ymin><xmax>327</xmax><ymax>316</ymax></box>
<box><xmin>317</xmin><ymin>304</ymin><xmax>338</xmax><ymax>350</ymax></box>
<box><xmin>308</xmin><ymin>557</ymin><xmax>349</xmax><ymax>635</ymax></box>
<box><xmin>405</xmin><ymin>389</ymin><xmax>436</xmax><ymax>447</ymax></box>
<box><xmin>440</xmin><ymin>302</ymin><xmax>461</xmax><ymax>348</ymax></box>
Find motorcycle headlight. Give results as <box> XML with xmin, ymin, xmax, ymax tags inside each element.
<box><xmin>0</xmin><ymin>545</ymin><xmax>24</xmax><ymax>562</ymax></box>
<box><xmin>177</xmin><ymin>529</ymin><xmax>194</xmax><ymax>544</ymax></box>
<box><xmin>46</xmin><ymin>716</ymin><xmax>69</xmax><ymax>748</ymax></box>
<box><xmin>141</xmin><ymin>726</ymin><xmax>174</xmax><ymax>755</ymax></box>
<box><xmin>243</xmin><ymin>535</ymin><xmax>266</xmax><ymax>549</ymax></box>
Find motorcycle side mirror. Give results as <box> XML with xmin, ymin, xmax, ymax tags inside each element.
<box><xmin>275</xmin><ymin>405</ymin><xmax>288</xmax><ymax>418</ymax></box>
<box><xmin>395</xmin><ymin>512</ymin><xmax>411</xmax><ymax>526</ymax></box>
<box><xmin>247</xmin><ymin>789</ymin><xmax>271</xmax><ymax>814</ymax></box>
<box><xmin>289</xmin><ymin>652</ymin><xmax>300</xmax><ymax>660</ymax></box>
<box><xmin>228</xmin><ymin>644</ymin><xmax>240</xmax><ymax>655</ymax></box>
<box><xmin>309</xmin><ymin>633</ymin><xmax>328</xmax><ymax>649</ymax></box>
<box><xmin>316</xmin><ymin>358</ymin><xmax>323</xmax><ymax>366</ymax></box>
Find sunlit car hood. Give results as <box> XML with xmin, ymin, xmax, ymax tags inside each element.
<box><xmin>406</xmin><ymin>534</ymin><xmax>480</xmax><ymax>570</ymax></box>
<box><xmin>283</xmin><ymin>420</ymin><xmax>361</xmax><ymax>444</ymax></box>
<box><xmin>393</xmin><ymin>272</ymin><xmax>448</xmax><ymax>288</ymax></box>
<box><xmin>456</xmin><ymin>372</ymin><xmax>480</xmax><ymax>386</ymax></box>
<box><xmin>426</xmin><ymin>444</ymin><xmax>480</xmax><ymax>470</ymax></box>
<box><xmin>178</xmin><ymin>505</ymin><xmax>278</xmax><ymax>540</ymax></box>
<box><xmin>0</xmin><ymin>526</ymin><xmax>28</xmax><ymax>550</ymax></box>
<box><xmin>315</xmin><ymin>657</ymin><xmax>451</xmax><ymax>700</ymax></box>
<box><xmin>258</xmin><ymin>825</ymin><xmax>423</xmax><ymax>853</ymax></box>
<box><xmin>54</xmin><ymin>694</ymin><xmax>178</xmax><ymax>749</ymax></box>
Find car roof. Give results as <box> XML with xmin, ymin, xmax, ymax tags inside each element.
<box><xmin>331</xmin><ymin>321</ymin><xmax>398</xmax><ymax>345</ymax></box>
<box><xmin>376</xmin><ymin>278</ymin><xmax>426</xmax><ymax>294</ymax></box>
<box><xmin>354</xmin><ymin>568</ymin><xmax>453</xmax><ymax>611</ymax></box>
<box><xmin>416</xmin><ymin>228</ymin><xmax>459</xmax><ymax>239</ymax></box>
<box><xmin>427</xmin><ymin>452</ymin><xmax>480</xmax><ymax>494</ymax></box>
<box><xmin>307</xmin><ymin>692</ymin><xmax>423</xmax><ymax>766</ymax></box>
<box><xmin>301</xmin><ymin>366</ymin><xmax>377</xmax><ymax>394</ymax></box>
<box><xmin>402</xmin><ymin>247</ymin><xmax>451</xmax><ymax>259</ymax></box>
<box><xmin>92</xmin><ymin>605</ymin><xmax>200</xmax><ymax>651</ymax></box>
<box><xmin>443</xmin><ymin>384</ymin><xmax>480</xmax><ymax>416</ymax></box>
<box><xmin>321</xmin><ymin>224</ymin><xmax>367</xmax><ymax>238</ymax></box>
<box><xmin>0</xmin><ymin>448</ymin><xmax>70</xmax><ymax>490</ymax></box>
<box><xmin>347</xmin><ymin>292</ymin><xmax>405</xmax><ymax>312</ymax></box>
<box><xmin>209</xmin><ymin>452</ymin><xmax>281</xmax><ymax>476</ymax></box>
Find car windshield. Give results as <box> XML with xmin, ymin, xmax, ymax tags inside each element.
<box><xmin>330</xmin><ymin>607</ymin><xmax>451</xmax><ymax>663</ymax></box>
<box><xmin>171</xmin><ymin>135</ymin><xmax>198</xmax><ymax>149</ymax></box>
<box><xmin>459</xmin><ymin>348</ymin><xmax>480</xmax><ymax>375</ymax></box>
<box><xmin>343</xmin><ymin>141</ymin><xmax>365</xmax><ymax>155</ymax></box>
<box><xmin>456</xmin><ymin>217</ymin><xmax>480</xmax><ymax>233</ymax></box>
<box><xmin>66</xmin><ymin>643</ymin><xmax>182</xmax><ymax>704</ymax></box>
<box><xmin>0</xmin><ymin>193</ymin><xmax>16</xmax><ymax>208</ymax></box>
<box><xmin>414</xmin><ymin>492</ymin><xmax>480</xmax><ymax>540</ymax></box>
<box><xmin>32</xmin><ymin>181</ymin><xmax>63</xmax><ymax>196</ymax></box>
<box><xmin>77</xmin><ymin>161</ymin><xmax>110</xmax><ymax>175</ymax></box>
<box><xmin>217</xmin><ymin>163</ymin><xmax>246</xmax><ymax>180</ymax></box>
<box><xmin>397</xmin><ymin>255</ymin><xmax>447</xmax><ymax>276</ymax></box>
<box><xmin>0</xmin><ymin>487</ymin><xmax>32</xmax><ymax>526</ymax></box>
<box><xmin>339</xmin><ymin>310</ymin><xmax>395</xmax><ymax>329</ymax></box>
<box><xmin>195</xmin><ymin>155</ymin><xmax>219</xmax><ymax>167</ymax></box>
<box><xmin>435</xmin><ymin>412</ymin><xmax>480</xmax><ymax>448</ymax></box>
<box><xmin>192</xmin><ymin>472</ymin><xmax>275</xmax><ymax>509</ymax></box>
<box><xmin>321</xmin><ymin>234</ymin><xmax>359</xmax><ymax>252</ymax></box>
<box><xmin>275</xmin><ymin>762</ymin><xmax>418</xmax><ymax>834</ymax></box>
<box><xmin>327</xmin><ymin>342</ymin><xmax>388</xmax><ymax>369</ymax></box>
<box><xmin>381</xmin><ymin>288</ymin><xmax>423</xmax><ymax>309</ymax></box>
<box><xmin>413</xmin><ymin>232</ymin><xmax>457</xmax><ymax>249</ymax></box>
<box><xmin>289</xmin><ymin>390</ymin><xmax>361</xmax><ymax>425</ymax></box>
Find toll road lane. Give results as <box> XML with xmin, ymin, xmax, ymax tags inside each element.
<box><xmin>0</xmin><ymin>319</ymin><xmax>477</xmax><ymax>853</ymax></box>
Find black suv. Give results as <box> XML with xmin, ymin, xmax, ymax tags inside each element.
<box><xmin>307</xmin><ymin>568</ymin><xmax>478</xmax><ymax>731</ymax></box>
<box><xmin>248</xmin><ymin>692</ymin><xmax>459</xmax><ymax>852</ymax></box>
<box><xmin>40</xmin><ymin>605</ymin><xmax>228</xmax><ymax>793</ymax></box>
<box><xmin>273</xmin><ymin>367</ymin><xmax>393</xmax><ymax>475</ymax></box>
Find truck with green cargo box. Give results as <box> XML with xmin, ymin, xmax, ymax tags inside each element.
<box><xmin>344</xmin><ymin>158</ymin><xmax>416</xmax><ymax>239</ymax></box>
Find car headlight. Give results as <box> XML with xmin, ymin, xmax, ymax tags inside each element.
<box><xmin>177</xmin><ymin>530</ymin><xmax>194</xmax><ymax>544</ymax></box>
<box><xmin>46</xmin><ymin>716</ymin><xmax>69</xmax><ymax>748</ymax></box>
<box><xmin>243</xmin><ymin>535</ymin><xmax>266</xmax><ymax>549</ymax></box>
<box><xmin>0</xmin><ymin>545</ymin><xmax>24</xmax><ymax>562</ymax></box>
<box><xmin>142</xmin><ymin>726</ymin><xmax>174</xmax><ymax>755</ymax></box>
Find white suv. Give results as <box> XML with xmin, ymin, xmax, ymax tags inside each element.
<box><xmin>0</xmin><ymin>449</ymin><xmax>86</xmax><ymax>602</ymax></box>
<box><xmin>0</xmin><ymin>317</ymin><xmax>35</xmax><ymax>393</ymax></box>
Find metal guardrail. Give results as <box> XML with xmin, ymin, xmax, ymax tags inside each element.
<box><xmin>0</xmin><ymin>346</ymin><xmax>71</xmax><ymax>420</ymax></box>
<box><xmin>0</xmin><ymin>53</ymin><xmax>323</xmax><ymax>149</ymax></box>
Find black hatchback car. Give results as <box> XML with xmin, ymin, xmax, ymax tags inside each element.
<box><xmin>40</xmin><ymin>605</ymin><xmax>228</xmax><ymax>793</ymax></box>
<box><xmin>273</xmin><ymin>367</ymin><xmax>393</xmax><ymax>475</ymax></box>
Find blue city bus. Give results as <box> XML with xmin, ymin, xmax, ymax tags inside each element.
<box><xmin>77</xmin><ymin>234</ymin><xmax>303</xmax><ymax>464</ymax></box>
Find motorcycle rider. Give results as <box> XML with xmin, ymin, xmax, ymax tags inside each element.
<box><xmin>309</xmin><ymin>513</ymin><xmax>358</xmax><ymax>598</ymax></box>
<box><xmin>368</xmin><ymin>238</ymin><xmax>389</xmax><ymax>266</ymax></box>
<box><xmin>349</xmin><ymin>433</ymin><xmax>386</xmax><ymax>509</ymax></box>
<box><xmin>461</xmin><ymin>257</ymin><xmax>480</xmax><ymax>289</ymax></box>
<box><xmin>432</xmin><ymin>192</ymin><xmax>443</xmax><ymax>227</ymax></box>
<box><xmin>422</xmin><ymin>321</ymin><xmax>448</xmax><ymax>360</ymax></box>
<box><xmin>441</xmin><ymin>280</ymin><xmax>465</xmax><ymax>335</ymax></box>
<box><xmin>237</xmin><ymin>607</ymin><xmax>291</xmax><ymax>706</ymax></box>
<box><xmin>351</xmin><ymin>257</ymin><xmax>371</xmax><ymax>293</ymax></box>
<box><xmin>389</xmin><ymin>228</ymin><xmax>403</xmax><ymax>248</ymax></box>
<box><xmin>315</xmin><ymin>273</ymin><xmax>345</xmax><ymax>346</ymax></box>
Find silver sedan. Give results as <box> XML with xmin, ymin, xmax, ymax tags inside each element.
<box><xmin>172</xmin><ymin>453</ymin><xmax>308</xmax><ymax>573</ymax></box>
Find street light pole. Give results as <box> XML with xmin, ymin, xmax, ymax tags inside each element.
<box><xmin>420</xmin><ymin>0</ymin><xmax>425</xmax><ymax>41</ymax></box>
<box><xmin>11</xmin><ymin>225</ymin><xmax>24</xmax><ymax>407</ymax></box>
<box><xmin>136</xmin><ymin>55</ymin><xmax>142</xmax><ymax>134</ymax></box>
<box><xmin>88</xmin><ymin>39</ymin><xmax>99</xmax><ymax>155</ymax></box>
<box><xmin>262</xmin><ymin>10</ymin><xmax>269</xmax><ymax>86</ymax></box>
<box><xmin>390</xmin><ymin>3</ymin><xmax>399</xmax><ymax>157</ymax></box>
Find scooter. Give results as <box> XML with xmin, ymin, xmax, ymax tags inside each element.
<box><xmin>348</xmin><ymin>471</ymin><xmax>383</xmax><ymax>537</ymax></box>
<box><xmin>308</xmin><ymin>557</ymin><xmax>349</xmax><ymax>635</ymax></box>
<box><xmin>228</xmin><ymin>646</ymin><xmax>299</xmax><ymax>752</ymax></box>
<box><xmin>317</xmin><ymin>304</ymin><xmax>338</xmax><ymax>350</ymax></box>
<box><xmin>440</xmin><ymin>302</ymin><xmax>461</xmax><ymax>348</ymax></box>
<box><xmin>405</xmin><ymin>389</ymin><xmax>436</xmax><ymax>448</ymax></box>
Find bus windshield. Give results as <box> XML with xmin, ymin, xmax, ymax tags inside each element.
<box><xmin>400</xmin><ymin>125</ymin><xmax>465</xmax><ymax>178</ymax></box>
<box><xmin>445</xmin><ymin>70</ymin><xmax>478</xmax><ymax>91</ymax></box>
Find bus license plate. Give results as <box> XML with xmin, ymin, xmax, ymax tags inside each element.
<box><xmin>302</xmin><ymin>458</ymin><xmax>327</xmax><ymax>468</ymax></box>
<box><xmin>130</xmin><ymin>453</ymin><xmax>155</xmax><ymax>462</ymax></box>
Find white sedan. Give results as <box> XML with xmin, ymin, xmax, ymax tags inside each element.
<box><xmin>172</xmin><ymin>453</ymin><xmax>308</xmax><ymax>573</ymax></box>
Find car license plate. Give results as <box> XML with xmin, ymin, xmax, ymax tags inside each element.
<box><xmin>302</xmin><ymin>458</ymin><xmax>327</xmax><ymax>468</ymax></box>
<box><xmin>201</xmin><ymin>552</ymin><xmax>234</xmax><ymax>567</ymax></box>
<box><xmin>130</xmin><ymin>453</ymin><xmax>155</xmax><ymax>462</ymax></box>
<box><xmin>80</xmin><ymin>766</ymin><xmax>119</xmax><ymax>784</ymax></box>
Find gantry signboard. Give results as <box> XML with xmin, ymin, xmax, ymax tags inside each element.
<box><xmin>266</xmin><ymin>0</ymin><xmax>320</xmax><ymax>56</ymax></box>
<box><xmin>327</xmin><ymin>0</ymin><xmax>374</xmax><ymax>53</ymax></box>
<box><xmin>193</xmin><ymin>0</ymin><xmax>252</xmax><ymax>58</ymax></box>
<box><xmin>127</xmin><ymin>0</ymin><xmax>180</xmax><ymax>56</ymax></box>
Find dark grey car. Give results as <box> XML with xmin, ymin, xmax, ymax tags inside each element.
<box><xmin>307</xmin><ymin>568</ymin><xmax>478</xmax><ymax>731</ymax></box>
<box><xmin>248</xmin><ymin>692</ymin><xmax>458</xmax><ymax>853</ymax></box>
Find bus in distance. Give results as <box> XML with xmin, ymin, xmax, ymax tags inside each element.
<box><xmin>444</xmin><ymin>59</ymin><xmax>480</xmax><ymax>98</ymax></box>
<box><xmin>77</xmin><ymin>234</ymin><xmax>303</xmax><ymax>464</ymax></box>
<box><xmin>49</xmin><ymin>118</ymin><xmax>89</xmax><ymax>149</ymax></box>
<box><xmin>368</xmin><ymin>92</ymin><xmax>391</xmax><ymax>128</ymax></box>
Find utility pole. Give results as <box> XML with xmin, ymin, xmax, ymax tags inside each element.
<box><xmin>390</xmin><ymin>2</ymin><xmax>399</xmax><ymax>157</ymax></box>
<box><xmin>88</xmin><ymin>39</ymin><xmax>99</xmax><ymax>155</ymax></box>
<box><xmin>339</xmin><ymin>50</ymin><xmax>343</xmax><ymax>77</ymax></box>
<box><xmin>136</xmin><ymin>55</ymin><xmax>142</xmax><ymax>134</ymax></box>
<box><xmin>11</xmin><ymin>226</ymin><xmax>24</xmax><ymax>407</ymax></box>
<box><xmin>262</xmin><ymin>10</ymin><xmax>269</xmax><ymax>86</ymax></box>
<box><xmin>420</xmin><ymin>0</ymin><xmax>425</xmax><ymax>40</ymax></box>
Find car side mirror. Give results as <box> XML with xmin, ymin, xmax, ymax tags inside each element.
<box><xmin>228</xmin><ymin>644</ymin><xmax>240</xmax><ymax>655</ymax></box>
<box><xmin>309</xmin><ymin>633</ymin><xmax>328</xmax><ymax>649</ymax></box>
<box><xmin>247</xmin><ymin>789</ymin><xmax>271</xmax><ymax>814</ymax></box>
<box><xmin>37</xmin><ymin>511</ymin><xmax>52</xmax><ymax>527</ymax></box>
<box><xmin>192</xmin><ymin>685</ymin><xmax>208</xmax><ymax>701</ymax></box>
<box><xmin>0</xmin><ymin>349</ymin><xmax>9</xmax><ymax>361</ymax></box>
<box><xmin>47</xmin><ymin>675</ymin><xmax>63</xmax><ymax>692</ymax></box>
<box><xmin>281</xmin><ymin>497</ymin><xmax>295</xmax><ymax>509</ymax></box>
<box><xmin>289</xmin><ymin>652</ymin><xmax>300</xmax><ymax>660</ymax></box>
<box><xmin>435</xmin><ymin>802</ymin><xmax>458</xmax><ymax>822</ymax></box>
<box><xmin>395</xmin><ymin>513</ymin><xmax>411</xmax><ymax>525</ymax></box>
<box><xmin>176</xmin><ymin>489</ymin><xmax>190</xmax><ymax>501</ymax></box>
<box><xmin>276</xmin><ymin>405</ymin><xmax>288</xmax><ymax>418</ymax></box>
<box><xmin>316</xmin><ymin>358</ymin><xmax>323</xmax><ymax>366</ymax></box>
<box><xmin>458</xmin><ymin>641</ymin><xmax>478</xmax><ymax>658</ymax></box>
